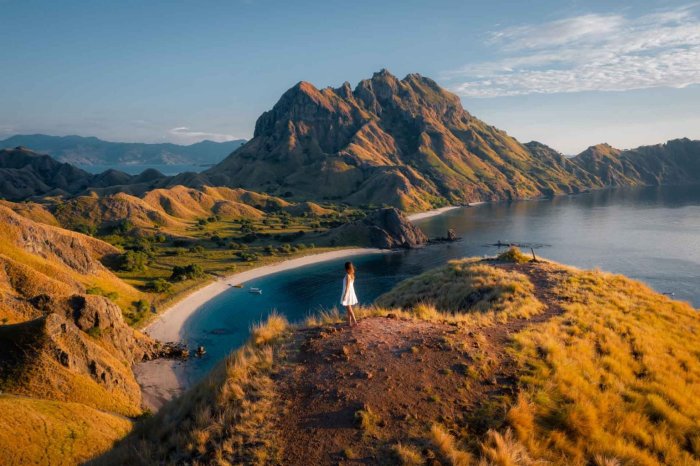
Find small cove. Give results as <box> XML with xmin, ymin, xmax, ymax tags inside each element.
<box><xmin>137</xmin><ymin>185</ymin><xmax>700</xmax><ymax>408</ymax></box>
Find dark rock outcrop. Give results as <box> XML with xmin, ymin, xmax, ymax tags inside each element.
<box><xmin>323</xmin><ymin>207</ymin><xmax>427</xmax><ymax>249</ymax></box>
<box><xmin>65</xmin><ymin>294</ymin><xmax>155</xmax><ymax>363</ymax></box>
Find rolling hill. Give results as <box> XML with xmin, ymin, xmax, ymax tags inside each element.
<box><xmin>0</xmin><ymin>146</ymin><xmax>168</xmax><ymax>200</ymax></box>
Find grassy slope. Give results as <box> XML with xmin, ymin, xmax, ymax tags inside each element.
<box><xmin>0</xmin><ymin>395</ymin><xmax>132</xmax><ymax>466</ymax></box>
<box><xmin>100</xmin><ymin>251</ymin><xmax>700</xmax><ymax>465</ymax></box>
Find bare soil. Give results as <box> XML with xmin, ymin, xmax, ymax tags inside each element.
<box><xmin>273</xmin><ymin>261</ymin><xmax>566</xmax><ymax>465</ymax></box>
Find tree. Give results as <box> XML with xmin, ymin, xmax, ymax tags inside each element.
<box><xmin>118</xmin><ymin>250</ymin><xmax>148</xmax><ymax>272</ymax></box>
<box><xmin>170</xmin><ymin>264</ymin><xmax>205</xmax><ymax>282</ymax></box>
<box><xmin>147</xmin><ymin>278</ymin><xmax>172</xmax><ymax>293</ymax></box>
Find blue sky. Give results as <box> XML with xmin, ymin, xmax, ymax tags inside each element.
<box><xmin>1</xmin><ymin>0</ymin><xmax>699</xmax><ymax>153</ymax></box>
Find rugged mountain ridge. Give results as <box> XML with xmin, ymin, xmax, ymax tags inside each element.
<box><xmin>572</xmin><ymin>138</ymin><xmax>700</xmax><ymax>186</ymax></box>
<box><xmin>0</xmin><ymin>134</ymin><xmax>245</xmax><ymax>168</ymax></box>
<box><xmin>205</xmin><ymin>70</ymin><xmax>599</xmax><ymax>210</ymax></box>
<box><xmin>2</xmin><ymin>72</ymin><xmax>699</xmax><ymax>210</ymax></box>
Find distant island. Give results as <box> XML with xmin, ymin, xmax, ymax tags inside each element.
<box><xmin>0</xmin><ymin>134</ymin><xmax>246</xmax><ymax>172</ymax></box>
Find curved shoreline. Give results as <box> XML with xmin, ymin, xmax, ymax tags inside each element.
<box><xmin>143</xmin><ymin>205</ymin><xmax>462</xmax><ymax>343</ymax></box>
<box><xmin>406</xmin><ymin>206</ymin><xmax>460</xmax><ymax>221</ymax></box>
<box><xmin>144</xmin><ymin>248</ymin><xmax>388</xmax><ymax>342</ymax></box>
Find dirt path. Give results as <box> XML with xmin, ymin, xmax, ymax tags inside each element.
<box><xmin>273</xmin><ymin>261</ymin><xmax>567</xmax><ymax>464</ymax></box>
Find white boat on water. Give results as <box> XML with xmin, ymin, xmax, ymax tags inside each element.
<box><xmin>249</xmin><ymin>288</ymin><xmax>262</xmax><ymax>295</ymax></box>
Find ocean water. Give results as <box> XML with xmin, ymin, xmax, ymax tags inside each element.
<box><xmin>151</xmin><ymin>185</ymin><xmax>700</xmax><ymax>392</ymax></box>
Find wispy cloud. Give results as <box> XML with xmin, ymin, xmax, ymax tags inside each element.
<box><xmin>446</xmin><ymin>6</ymin><xmax>700</xmax><ymax>97</ymax></box>
<box><xmin>168</xmin><ymin>126</ymin><xmax>239</xmax><ymax>143</ymax></box>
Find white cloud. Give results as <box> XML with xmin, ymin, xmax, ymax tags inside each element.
<box><xmin>446</xmin><ymin>6</ymin><xmax>700</xmax><ymax>97</ymax></box>
<box><xmin>168</xmin><ymin>126</ymin><xmax>239</xmax><ymax>144</ymax></box>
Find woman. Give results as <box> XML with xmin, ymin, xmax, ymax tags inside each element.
<box><xmin>341</xmin><ymin>261</ymin><xmax>358</xmax><ymax>327</ymax></box>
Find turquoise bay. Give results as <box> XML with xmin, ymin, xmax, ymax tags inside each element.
<box><xmin>165</xmin><ymin>185</ymin><xmax>700</xmax><ymax>389</ymax></box>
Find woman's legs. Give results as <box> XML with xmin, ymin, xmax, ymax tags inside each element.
<box><xmin>345</xmin><ymin>305</ymin><xmax>357</xmax><ymax>326</ymax></box>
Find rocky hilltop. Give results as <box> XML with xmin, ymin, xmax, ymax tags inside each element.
<box><xmin>572</xmin><ymin>138</ymin><xmax>700</xmax><ymax>186</ymax></box>
<box><xmin>101</xmin><ymin>250</ymin><xmax>700</xmax><ymax>465</ymax></box>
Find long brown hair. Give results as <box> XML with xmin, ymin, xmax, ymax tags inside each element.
<box><xmin>345</xmin><ymin>261</ymin><xmax>355</xmax><ymax>279</ymax></box>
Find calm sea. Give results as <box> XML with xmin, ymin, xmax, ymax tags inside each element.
<box><xmin>154</xmin><ymin>185</ymin><xmax>700</xmax><ymax>391</ymax></box>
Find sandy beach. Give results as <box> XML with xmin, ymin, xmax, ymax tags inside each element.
<box><xmin>407</xmin><ymin>206</ymin><xmax>460</xmax><ymax>221</ymax></box>
<box><xmin>145</xmin><ymin>248</ymin><xmax>386</xmax><ymax>342</ymax></box>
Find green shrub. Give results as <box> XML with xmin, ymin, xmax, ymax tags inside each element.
<box><xmin>147</xmin><ymin>279</ymin><xmax>172</xmax><ymax>293</ymax></box>
<box><xmin>117</xmin><ymin>250</ymin><xmax>148</xmax><ymax>272</ymax></box>
<box><xmin>85</xmin><ymin>286</ymin><xmax>119</xmax><ymax>301</ymax></box>
<box><xmin>496</xmin><ymin>246</ymin><xmax>531</xmax><ymax>264</ymax></box>
<box><xmin>170</xmin><ymin>264</ymin><xmax>205</xmax><ymax>282</ymax></box>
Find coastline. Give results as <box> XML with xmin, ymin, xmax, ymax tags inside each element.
<box><xmin>144</xmin><ymin>248</ymin><xmax>387</xmax><ymax>342</ymax></box>
<box><xmin>406</xmin><ymin>206</ymin><xmax>460</xmax><ymax>221</ymax></box>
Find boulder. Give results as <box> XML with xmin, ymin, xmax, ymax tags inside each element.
<box><xmin>324</xmin><ymin>207</ymin><xmax>427</xmax><ymax>249</ymax></box>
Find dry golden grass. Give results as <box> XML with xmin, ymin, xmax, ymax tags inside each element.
<box><xmin>376</xmin><ymin>256</ymin><xmax>700</xmax><ymax>465</ymax></box>
<box><xmin>250</xmin><ymin>312</ymin><xmax>288</xmax><ymax>346</ymax></box>
<box><xmin>495</xmin><ymin>246</ymin><xmax>532</xmax><ymax>264</ymax></box>
<box><xmin>430</xmin><ymin>424</ymin><xmax>473</xmax><ymax>466</ymax></box>
<box><xmin>94</xmin><ymin>314</ymin><xmax>289</xmax><ymax>465</ymax></box>
<box><xmin>393</xmin><ymin>442</ymin><xmax>425</xmax><ymax>465</ymax></box>
<box><xmin>0</xmin><ymin>395</ymin><xmax>132</xmax><ymax>466</ymax></box>
<box><xmin>0</xmin><ymin>205</ymin><xmax>142</xmax><ymax>311</ymax></box>
<box><xmin>355</xmin><ymin>405</ymin><xmax>382</xmax><ymax>437</ymax></box>
<box><xmin>504</xmin><ymin>268</ymin><xmax>700</xmax><ymax>465</ymax></box>
<box><xmin>376</xmin><ymin>258</ymin><xmax>543</xmax><ymax>324</ymax></box>
<box><xmin>5</xmin><ymin>356</ymin><xmax>142</xmax><ymax>417</ymax></box>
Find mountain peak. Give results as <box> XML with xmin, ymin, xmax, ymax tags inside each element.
<box><xmin>580</xmin><ymin>143</ymin><xmax>621</xmax><ymax>158</ymax></box>
<box><xmin>373</xmin><ymin>68</ymin><xmax>396</xmax><ymax>79</ymax></box>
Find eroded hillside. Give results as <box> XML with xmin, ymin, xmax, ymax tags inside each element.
<box><xmin>0</xmin><ymin>206</ymin><xmax>156</xmax><ymax>465</ymax></box>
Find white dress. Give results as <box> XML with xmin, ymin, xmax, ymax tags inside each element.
<box><xmin>341</xmin><ymin>274</ymin><xmax>358</xmax><ymax>306</ymax></box>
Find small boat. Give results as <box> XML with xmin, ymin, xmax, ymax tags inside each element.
<box><xmin>249</xmin><ymin>288</ymin><xmax>263</xmax><ymax>295</ymax></box>
<box><xmin>233</xmin><ymin>284</ymin><xmax>244</xmax><ymax>288</ymax></box>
